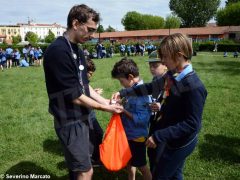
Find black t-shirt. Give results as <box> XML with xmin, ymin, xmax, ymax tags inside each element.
<box><xmin>43</xmin><ymin>36</ymin><xmax>90</xmax><ymax>124</ymax></box>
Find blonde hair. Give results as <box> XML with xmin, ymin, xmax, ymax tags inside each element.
<box><xmin>159</xmin><ymin>33</ymin><xmax>192</xmax><ymax>62</ymax></box>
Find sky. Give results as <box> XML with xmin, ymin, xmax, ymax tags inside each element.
<box><xmin>0</xmin><ymin>0</ymin><xmax>226</xmax><ymax>31</ymax></box>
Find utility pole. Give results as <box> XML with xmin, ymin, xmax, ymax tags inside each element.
<box><xmin>27</xmin><ymin>17</ymin><xmax>30</xmax><ymax>25</ymax></box>
<box><xmin>98</xmin><ymin>22</ymin><xmax>101</xmax><ymax>43</ymax></box>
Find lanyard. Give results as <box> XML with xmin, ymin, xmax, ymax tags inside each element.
<box><xmin>152</xmin><ymin>75</ymin><xmax>173</xmax><ymax>122</ymax></box>
<box><xmin>64</xmin><ymin>35</ymin><xmax>85</xmax><ymax>94</ymax></box>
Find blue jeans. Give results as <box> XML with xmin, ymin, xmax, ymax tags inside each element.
<box><xmin>152</xmin><ymin>137</ymin><xmax>198</xmax><ymax>180</ymax></box>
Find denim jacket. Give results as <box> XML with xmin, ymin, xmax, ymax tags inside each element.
<box><xmin>121</xmin><ymin>80</ymin><xmax>151</xmax><ymax>140</ymax></box>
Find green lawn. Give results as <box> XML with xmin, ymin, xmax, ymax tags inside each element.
<box><xmin>0</xmin><ymin>52</ymin><xmax>240</xmax><ymax>179</ymax></box>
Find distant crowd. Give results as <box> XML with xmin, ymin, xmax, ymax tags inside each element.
<box><xmin>223</xmin><ymin>50</ymin><xmax>239</xmax><ymax>58</ymax></box>
<box><xmin>0</xmin><ymin>44</ymin><xmax>43</xmax><ymax>71</ymax></box>
<box><xmin>0</xmin><ymin>41</ymin><xmax>158</xmax><ymax>72</ymax></box>
<box><xmin>1</xmin><ymin>40</ymin><xmax>239</xmax><ymax>73</ymax></box>
<box><xmin>86</xmin><ymin>42</ymin><xmax>157</xmax><ymax>59</ymax></box>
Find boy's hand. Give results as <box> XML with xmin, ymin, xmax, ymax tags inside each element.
<box><xmin>111</xmin><ymin>104</ymin><xmax>124</xmax><ymax>114</ymax></box>
<box><xmin>110</xmin><ymin>99</ymin><xmax>117</xmax><ymax>105</ymax></box>
<box><xmin>111</xmin><ymin>96</ymin><xmax>127</xmax><ymax>107</ymax></box>
<box><xmin>103</xmin><ymin>104</ymin><xmax>123</xmax><ymax>114</ymax></box>
<box><xmin>150</xmin><ymin>102</ymin><xmax>161</xmax><ymax>112</ymax></box>
<box><xmin>146</xmin><ymin>136</ymin><xmax>157</xmax><ymax>148</ymax></box>
<box><xmin>94</xmin><ymin>88</ymin><xmax>103</xmax><ymax>95</ymax></box>
<box><xmin>111</xmin><ymin>92</ymin><xmax>121</xmax><ymax>102</ymax></box>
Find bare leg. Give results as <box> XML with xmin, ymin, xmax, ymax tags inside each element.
<box><xmin>76</xmin><ymin>168</ymin><xmax>93</xmax><ymax>180</ymax></box>
<box><xmin>127</xmin><ymin>165</ymin><xmax>136</xmax><ymax>180</ymax></box>
<box><xmin>9</xmin><ymin>59</ymin><xmax>12</xmax><ymax>68</ymax></box>
<box><xmin>138</xmin><ymin>165</ymin><xmax>152</xmax><ymax>180</ymax></box>
<box><xmin>7</xmin><ymin>60</ymin><xmax>9</xmax><ymax>69</ymax></box>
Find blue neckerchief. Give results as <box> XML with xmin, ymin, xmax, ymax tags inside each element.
<box><xmin>175</xmin><ymin>64</ymin><xmax>193</xmax><ymax>82</ymax></box>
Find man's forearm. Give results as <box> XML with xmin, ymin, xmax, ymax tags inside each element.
<box><xmin>89</xmin><ymin>85</ymin><xmax>109</xmax><ymax>105</ymax></box>
<box><xmin>72</xmin><ymin>94</ymin><xmax>123</xmax><ymax>113</ymax></box>
<box><xmin>72</xmin><ymin>94</ymin><xmax>103</xmax><ymax>110</ymax></box>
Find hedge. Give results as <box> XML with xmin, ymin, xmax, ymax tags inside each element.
<box><xmin>193</xmin><ymin>42</ymin><xmax>240</xmax><ymax>52</ymax></box>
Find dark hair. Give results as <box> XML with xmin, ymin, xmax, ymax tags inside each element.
<box><xmin>86</xmin><ymin>58</ymin><xmax>96</xmax><ymax>72</ymax></box>
<box><xmin>111</xmin><ymin>58</ymin><xmax>139</xmax><ymax>79</ymax></box>
<box><xmin>67</xmin><ymin>4</ymin><xmax>100</xmax><ymax>29</ymax></box>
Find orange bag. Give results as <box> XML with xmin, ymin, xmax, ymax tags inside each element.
<box><xmin>99</xmin><ymin>113</ymin><xmax>132</xmax><ymax>171</ymax></box>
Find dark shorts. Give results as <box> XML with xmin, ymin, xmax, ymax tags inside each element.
<box><xmin>13</xmin><ymin>58</ymin><xmax>19</xmax><ymax>63</ymax></box>
<box><xmin>128</xmin><ymin>140</ymin><xmax>147</xmax><ymax>167</ymax></box>
<box><xmin>6</xmin><ymin>55</ymin><xmax>12</xmax><ymax>60</ymax></box>
<box><xmin>55</xmin><ymin>120</ymin><xmax>92</xmax><ymax>172</ymax></box>
<box><xmin>0</xmin><ymin>61</ymin><xmax>6</xmax><ymax>65</ymax></box>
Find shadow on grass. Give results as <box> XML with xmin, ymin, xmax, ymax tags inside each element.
<box><xmin>93</xmin><ymin>166</ymin><xmax>145</xmax><ymax>180</ymax></box>
<box><xmin>42</xmin><ymin>140</ymin><xmax>141</xmax><ymax>179</ymax></box>
<box><xmin>57</xmin><ymin>161</ymin><xmax>67</xmax><ymax>170</ymax></box>
<box><xmin>4</xmin><ymin>161</ymin><xmax>67</xmax><ymax>180</ymax></box>
<box><xmin>198</xmin><ymin>134</ymin><xmax>240</xmax><ymax>164</ymax></box>
<box><xmin>50</xmin><ymin>159</ymin><xmax>138</xmax><ymax>179</ymax></box>
<box><xmin>43</xmin><ymin>139</ymin><xmax>67</xmax><ymax>171</ymax></box>
<box><xmin>43</xmin><ymin>139</ymin><xmax>63</xmax><ymax>156</ymax></box>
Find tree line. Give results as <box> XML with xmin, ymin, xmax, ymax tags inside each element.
<box><xmin>11</xmin><ymin>0</ymin><xmax>240</xmax><ymax>44</ymax></box>
<box><xmin>121</xmin><ymin>0</ymin><xmax>240</xmax><ymax>30</ymax></box>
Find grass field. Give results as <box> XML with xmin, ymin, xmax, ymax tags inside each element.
<box><xmin>0</xmin><ymin>52</ymin><xmax>240</xmax><ymax>179</ymax></box>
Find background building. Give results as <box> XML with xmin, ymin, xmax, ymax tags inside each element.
<box><xmin>0</xmin><ymin>22</ymin><xmax>66</xmax><ymax>44</ymax></box>
<box><xmin>93</xmin><ymin>26</ymin><xmax>240</xmax><ymax>43</ymax></box>
<box><xmin>0</xmin><ymin>25</ymin><xmax>21</xmax><ymax>43</ymax></box>
<box><xmin>0</xmin><ymin>35</ymin><xmax>6</xmax><ymax>43</ymax></box>
<box><xmin>17</xmin><ymin>22</ymin><xmax>66</xmax><ymax>40</ymax></box>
